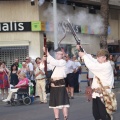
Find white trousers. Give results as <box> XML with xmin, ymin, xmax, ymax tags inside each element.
<box><xmin>36</xmin><ymin>79</ymin><xmax>47</xmax><ymax>102</ymax></box>
<box><xmin>7</xmin><ymin>88</ymin><xmax>19</xmax><ymax>101</ymax></box>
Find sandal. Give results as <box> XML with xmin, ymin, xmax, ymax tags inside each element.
<box><xmin>64</xmin><ymin>116</ymin><xmax>68</xmax><ymax>120</ymax></box>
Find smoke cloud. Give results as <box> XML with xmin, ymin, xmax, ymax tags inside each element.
<box><xmin>42</xmin><ymin>3</ymin><xmax>103</xmax><ymax>55</ymax></box>
<box><xmin>43</xmin><ymin>3</ymin><xmax>104</xmax><ymax>34</ymax></box>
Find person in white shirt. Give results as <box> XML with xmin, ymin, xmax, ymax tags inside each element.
<box><xmin>46</xmin><ymin>63</ymin><xmax>53</xmax><ymax>93</ymax></box>
<box><xmin>87</xmin><ymin>69</ymin><xmax>94</xmax><ymax>87</ymax></box>
<box><xmin>116</xmin><ymin>55</ymin><xmax>120</xmax><ymax>62</ymax></box>
<box><xmin>43</xmin><ymin>47</ymin><xmax>70</xmax><ymax>120</ymax></box>
<box><xmin>34</xmin><ymin>57</ymin><xmax>47</xmax><ymax>103</ymax></box>
<box><xmin>25</xmin><ymin>57</ymin><xmax>34</xmax><ymax>80</ymax></box>
<box><xmin>72</xmin><ymin>55</ymin><xmax>81</xmax><ymax>92</ymax></box>
<box><xmin>87</xmin><ymin>55</ymin><xmax>94</xmax><ymax>87</ymax></box>
<box><xmin>109</xmin><ymin>54</ymin><xmax>116</xmax><ymax>88</ymax></box>
<box><xmin>115</xmin><ymin>55</ymin><xmax>120</xmax><ymax>79</ymax></box>
<box><xmin>77</xmin><ymin>46</ymin><xmax>114</xmax><ymax>120</ymax></box>
<box><xmin>64</xmin><ymin>54</ymin><xmax>76</xmax><ymax>99</ymax></box>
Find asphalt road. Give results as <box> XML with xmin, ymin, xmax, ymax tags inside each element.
<box><xmin>0</xmin><ymin>91</ymin><xmax>120</xmax><ymax>120</ymax></box>
<box><xmin>0</xmin><ymin>81</ymin><xmax>120</xmax><ymax>120</ymax></box>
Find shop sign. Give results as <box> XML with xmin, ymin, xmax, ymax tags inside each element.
<box><xmin>31</xmin><ymin>21</ymin><xmax>41</xmax><ymax>31</ymax></box>
<box><xmin>0</xmin><ymin>21</ymin><xmax>111</xmax><ymax>35</ymax></box>
<box><xmin>0</xmin><ymin>22</ymin><xmax>31</xmax><ymax>32</ymax></box>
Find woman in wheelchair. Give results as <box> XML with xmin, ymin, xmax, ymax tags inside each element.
<box><xmin>3</xmin><ymin>72</ymin><xmax>29</xmax><ymax>102</ymax></box>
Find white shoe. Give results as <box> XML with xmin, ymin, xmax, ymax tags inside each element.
<box><xmin>1</xmin><ymin>97</ymin><xmax>4</xmax><ymax>100</ymax></box>
<box><xmin>2</xmin><ymin>99</ymin><xmax>9</xmax><ymax>102</ymax></box>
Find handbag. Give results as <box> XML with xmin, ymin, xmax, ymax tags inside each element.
<box><xmin>47</xmin><ymin>66</ymin><xmax>56</xmax><ymax>80</ymax></box>
<box><xmin>85</xmin><ymin>86</ymin><xmax>92</xmax><ymax>101</ymax></box>
<box><xmin>46</xmin><ymin>70</ymin><xmax>53</xmax><ymax>79</ymax></box>
<box><xmin>29</xmin><ymin>81</ymin><xmax>34</xmax><ymax>95</ymax></box>
<box><xmin>30</xmin><ymin>85</ymin><xmax>34</xmax><ymax>95</ymax></box>
<box><xmin>45</xmin><ymin>66</ymin><xmax>56</xmax><ymax>93</ymax></box>
<box><xmin>96</xmin><ymin>77</ymin><xmax>117</xmax><ymax>115</ymax></box>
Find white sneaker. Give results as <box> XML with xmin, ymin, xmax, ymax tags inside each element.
<box><xmin>2</xmin><ymin>99</ymin><xmax>9</xmax><ymax>102</ymax></box>
<box><xmin>1</xmin><ymin>97</ymin><xmax>4</xmax><ymax>100</ymax></box>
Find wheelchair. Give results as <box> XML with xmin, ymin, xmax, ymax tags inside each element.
<box><xmin>8</xmin><ymin>87</ymin><xmax>32</xmax><ymax>106</ymax></box>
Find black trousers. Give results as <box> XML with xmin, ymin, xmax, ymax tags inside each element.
<box><xmin>74</xmin><ymin>71</ymin><xmax>79</xmax><ymax>93</ymax></box>
<box><xmin>93</xmin><ymin>97</ymin><xmax>111</xmax><ymax>120</ymax></box>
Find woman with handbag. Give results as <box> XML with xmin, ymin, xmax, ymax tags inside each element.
<box><xmin>10</xmin><ymin>64</ymin><xmax>19</xmax><ymax>89</ymax></box>
<box><xmin>109</xmin><ymin>54</ymin><xmax>116</xmax><ymax>88</ymax></box>
<box><xmin>77</xmin><ymin>46</ymin><xmax>115</xmax><ymax>120</ymax></box>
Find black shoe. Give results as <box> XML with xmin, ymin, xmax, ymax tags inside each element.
<box><xmin>64</xmin><ymin>116</ymin><xmax>68</xmax><ymax>120</ymax></box>
<box><xmin>71</xmin><ymin>97</ymin><xmax>74</xmax><ymax>99</ymax></box>
<box><xmin>40</xmin><ymin>102</ymin><xmax>44</xmax><ymax>104</ymax></box>
<box><xmin>55</xmin><ymin>118</ymin><xmax>59</xmax><ymax>120</ymax></box>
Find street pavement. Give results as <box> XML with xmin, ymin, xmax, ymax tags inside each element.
<box><xmin>0</xmin><ymin>81</ymin><xmax>120</xmax><ymax>120</ymax></box>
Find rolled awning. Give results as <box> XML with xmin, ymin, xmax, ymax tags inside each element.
<box><xmin>0</xmin><ymin>40</ymin><xmax>30</xmax><ymax>47</ymax></box>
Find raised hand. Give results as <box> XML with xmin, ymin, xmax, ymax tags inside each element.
<box><xmin>79</xmin><ymin>52</ymin><xmax>85</xmax><ymax>58</ymax></box>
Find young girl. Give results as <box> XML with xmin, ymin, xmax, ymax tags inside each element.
<box><xmin>10</xmin><ymin>64</ymin><xmax>19</xmax><ymax>88</ymax></box>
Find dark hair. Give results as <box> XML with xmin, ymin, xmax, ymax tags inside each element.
<box><xmin>2</xmin><ymin>61</ymin><xmax>6</xmax><ymax>65</ymax></box>
<box><xmin>11</xmin><ymin>64</ymin><xmax>18</xmax><ymax>72</ymax></box>
<box><xmin>35</xmin><ymin>57</ymin><xmax>41</xmax><ymax>63</ymax></box>
<box><xmin>109</xmin><ymin>54</ymin><xmax>114</xmax><ymax>61</ymax></box>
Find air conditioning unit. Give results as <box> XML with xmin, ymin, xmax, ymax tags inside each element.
<box><xmin>89</xmin><ymin>7</ymin><xmax>96</xmax><ymax>14</ymax></box>
<box><xmin>31</xmin><ymin>0</ymin><xmax>35</xmax><ymax>6</ymax></box>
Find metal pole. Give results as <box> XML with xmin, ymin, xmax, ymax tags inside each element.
<box><xmin>53</xmin><ymin>0</ymin><xmax>58</xmax><ymax>49</ymax></box>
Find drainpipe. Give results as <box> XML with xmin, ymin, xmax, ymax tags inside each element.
<box><xmin>53</xmin><ymin>0</ymin><xmax>58</xmax><ymax>50</ymax></box>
